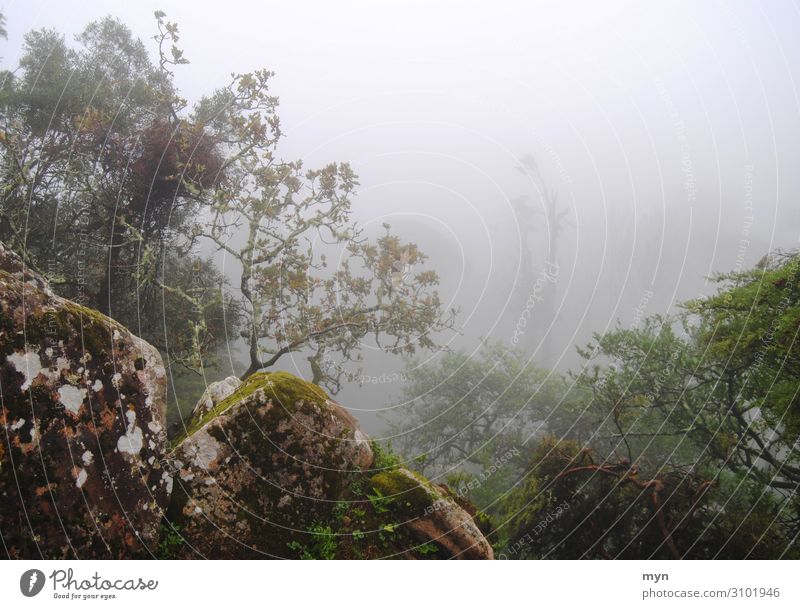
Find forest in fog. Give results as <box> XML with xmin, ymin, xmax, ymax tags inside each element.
<box><xmin>1</xmin><ymin>2</ymin><xmax>799</xmax><ymax>560</ymax></box>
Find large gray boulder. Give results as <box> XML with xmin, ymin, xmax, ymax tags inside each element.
<box><xmin>164</xmin><ymin>371</ymin><xmax>493</xmax><ymax>559</ymax></box>
<box><xmin>0</xmin><ymin>242</ymin><xmax>170</xmax><ymax>558</ymax></box>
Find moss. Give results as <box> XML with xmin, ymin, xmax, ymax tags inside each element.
<box><xmin>169</xmin><ymin>370</ymin><xmax>330</xmax><ymax>447</ymax></box>
<box><xmin>58</xmin><ymin>301</ymin><xmax>125</xmax><ymax>356</ymax></box>
<box><xmin>0</xmin><ymin>297</ymin><xmax>120</xmax><ymax>371</ymax></box>
<box><xmin>370</xmin><ymin>468</ymin><xmax>440</xmax><ymax>515</ymax></box>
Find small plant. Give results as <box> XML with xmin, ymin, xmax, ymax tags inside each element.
<box><xmin>416</xmin><ymin>542</ymin><xmax>439</xmax><ymax>556</ymax></box>
<box><xmin>309</xmin><ymin>524</ymin><xmax>338</xmax><ymax>560</ymax></box>
<box><xmin>156</xmin><ymin>523</ymin><xmax>184</xmax><ymax>559</ymax></box>
<box><xmin>371</xmin><ymin>440</ymin><xmax>403</xmax><ymax>470</ymax></box>
<box><xmin>332</xmin><ymin>501</ymin><xmax>349</xmax><ymax>521</ymax></box>
<box><xmin>286</xmin><ymin>540</ymin><xmax>305</xmax><ymax>556</ymax></box>
<box><xmin>367</xmin><ymin>487</ymin><xmax>393</xmax><ymax>514</ymax></box>
<box><xmin>286</xmin><ymin>524</ymin><xmax>338</xmax><ymax>559</ymax></box>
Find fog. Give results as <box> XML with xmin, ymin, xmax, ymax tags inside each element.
<box><xmin>6</xmin><ymin>0</ymin><xmax>800</xmax><ymax>433</ymax></box>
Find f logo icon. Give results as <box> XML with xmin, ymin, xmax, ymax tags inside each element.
<box><xmin>20</xmin><ymin>569</ymin><xmax>45</xmax><ymax>597</ymax></box>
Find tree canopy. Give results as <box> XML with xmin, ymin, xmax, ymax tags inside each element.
<box><xmin>393</xmin><ymin>253</ymin><xmax>800</xmax><ymax>558</ymax></box>
<box><xmin>0</xmin><ymin>11</ymin><xmax>455</xmax><ymax>398</ymax></box>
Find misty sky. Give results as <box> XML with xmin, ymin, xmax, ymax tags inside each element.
<box><xmin>4</xmin><ymin>1</ymin><xmax>800</xmax><ymax>432</ymax></box>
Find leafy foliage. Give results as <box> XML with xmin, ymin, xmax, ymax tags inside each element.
<box><xmin>393</xmin><ymin>254</ymin><xmax>800</xmax><ymax>558</ymax></box>
<box><xmin>0</xmin><ymin>12</ymin><xmax>236</xmax><ymax>370</ymax></box>
<box><xmin>0</xmin><ymin>10</ymin><xmax>452</xmax><ymax>399</ymax></box>
<box><xmin>496</xmin><ymin>437</ymin><xmax>792</xmax><ymax>559</ymax></box>
<box><xmin>388</xmin><ymin>342</ymin><xmax>590</xmax><ymax>507</ymax></box>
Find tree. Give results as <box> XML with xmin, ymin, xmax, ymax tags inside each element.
<box><xmin>577</xmin><ymin>254</ymin><xmax>800</xmax><ymax>496</ymax></box>
<box><xmin>570</xmin><ymin>251</ymin><xmax>800</xmax><ymax>551</ymax></box>
<box><xmin>511</xmin><ymin>155</ymin><xmax>570</xmax><ymax>363</ymax></box>
<box><xmin>1</xmin><ymin>10</ymin><xmax>453</xmax><ymax>397</ymax></box>
<box><xmin>496</xmin><ymin>436</ymin><xmax>793</xmax><ymax>559</ymax></box>
<box><xmin>193</xmin><ymin>72</ymin><xmax>456</xmax><ymax>389</ymax></box>
<box><xmin>387</xmin><ymin>343</ymin><xmax>591</xmax><ymax>509</ymax></box>
<box><xmin>0</xmin><ymin>12</ymin><xmax>236</xmax><ymax>368</ymax></box>
<box><xmin>686</xmin><ymin>250</ymin><xmax>800</xmax><ymax>446</ymax></box>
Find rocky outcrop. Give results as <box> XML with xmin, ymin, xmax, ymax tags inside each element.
<box><xmin>0</xmin><ymin>241</ymin><xmax>492</xmax><ymax>560</ymax></box>
<box><xmin>165</xmin><ymin>371</ymin><xmax>493</xmax><ymax>559</ymax></box>
<box><xmin>0</xmin><ymin>243</ymin><xmax>170</xmax><ymax>558</ymax></box>
<box><xmin>371</xmin><ymin>468</ymin><xmax>494</xmax><ymax>559</ymax></box>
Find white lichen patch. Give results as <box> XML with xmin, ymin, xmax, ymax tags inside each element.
<box><xmin>353</xmin><ymin>429</ymin><xmax>369</xmax><ymax>451</ymax></box>
<box><xmin>161</xmin><ymin>472</ymin><xmax>173</xmax><ymax>495</ymax></box>
<box><xmin>10</xmin><ymin>418</ymin><xmax>26</xmax><ymax>431</ymax></box>
<box><xmin>55</xmin><ymin>356</ymin><xmax>71</xmax><ymax>375</ymax></box>
<box><xmin>186</xmin><ymin>430</ymin><xmax>221</xmax><ymax>470</ymax></box>
<box><xmin>81</xmin><ymin>450</ymin><xmax>93</xmax><ymax>466</ymax></box>
<box><xmin>58</xmin><ymin>385</ymin><xmax>86</xmax><ymax>414</ymax></box>
<box><xmin>92</xmin><ymin>379</ymin><xmax>103</xmax><ymax>392</ymax></box>
<box><xmin>193</xmin><ymin>376</ymin><xmax>241</xmax><ymax>418</ymax></box>
<box><xmin>8</xmin><ymin>350</ymin><xmax>43</xmax><ymax>390</ymax></box>
<box><xmin>117</xmin><ymin>427</ymin><xmax>143</xmax><ymax>455</ymax></box>
<box><xmin>75</xmin><ymin>468</ymin><xmax>88</xmax><ymax>488</ymax></box>
<box><xmin>117</xmin><ymin>410</ymin><xmax>143</xmax><ymax>456</ymax></box>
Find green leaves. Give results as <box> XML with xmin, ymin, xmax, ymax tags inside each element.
<box><xmin>366</xmin><ymin>489</ymin><xmax>393</xmax><ymax>514</ymax></box>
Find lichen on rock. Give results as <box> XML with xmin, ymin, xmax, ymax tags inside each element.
<box><xmin>0</xmin><ymin>240</ymin><xmax>492</xmax><ymax>560</ymax></box>
<box><xmin>0</xmin><ymin>241</ymin><xmax>170</xmax><ymax>558</ymax></box>
<box><xmin>165</xmin><ymin>370</ymin><xmax>493</xmax><ymax>559</ymax></box>
<box><xmin>190</xmin><ymin>375</ymin><xmax>241</xmax><ymax>422</ymax></box>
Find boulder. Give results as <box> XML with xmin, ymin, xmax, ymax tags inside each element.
<box><xmin>0</xmin><ymin>242</ymin><xmax>170</xmax><ymax>558</ymax></box>
<box><xmin>371</xmin><ymin>468</ymin><xmax>494</xmax><ymax>559</ymax></box>
<box><xmin>0</xmin><ymin>240</ymin><xmax>493</xmax><ymax>560</ymax></box>
<box><xmin>190</xmin><ymin>375</ymin><xmax>241</xmax><ymax>421</ymax></box>
<box><xmin>165</xmin><ymin>371</ymin><xmax>493</xmax><ymax>559</ymax></box>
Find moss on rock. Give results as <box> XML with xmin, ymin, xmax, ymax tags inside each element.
<box><xmin>370</xmin><ymin>468</ymin><xmax>440</xmax><ymax>515</ymax></box>
<box><xmin>165</xmin><ymin>372</ymin><xmax>493</xmax><ymax>559</ymax></box>
<box><xmin>171</xmin><ymin>370</ymin><xmax>330</xmax><ymax>447</ymax></box>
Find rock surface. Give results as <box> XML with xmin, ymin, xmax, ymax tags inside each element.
<box><xmin>0</xmin><ymin>241</ymin><xmax>492</xmax><ymax>560</ymax></box>
<box><xmin>165</xmin><ymin>371</ymin><xmax>493</xmax><ymax>559</ymax></box>
<box><xmin>190</xmin><ymin>375</ymin><xmax>241</xmax><ymax>421</ymax></box>
<box><xmin>371</xmin><ymin>468</ymin><xmax>495</xmax><ymax>559</ymax></box>
<box><xmin>0</xmin><ymin>242</ymin><xmax>170</xmax><ymax>558</ymax></box>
